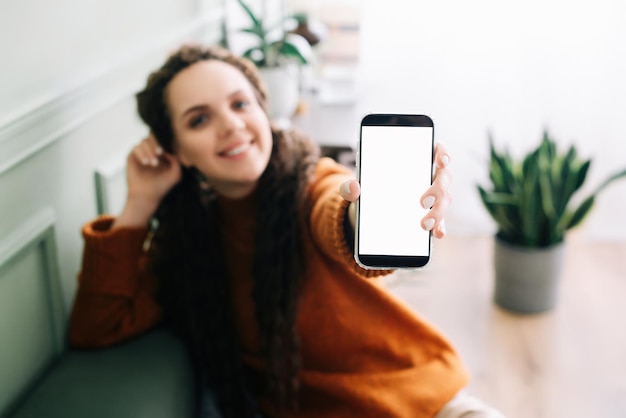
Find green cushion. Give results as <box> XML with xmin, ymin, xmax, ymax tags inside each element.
<box><xmin>9</xmin><ymin>328</ymin><xmax>206</xmax><ymax>418</ymax></box>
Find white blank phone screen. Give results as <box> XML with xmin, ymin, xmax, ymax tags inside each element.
<box><xmin>358</xmin><ymin>125</ymin><xmax>433</xmax><ymax>256</ymax></box>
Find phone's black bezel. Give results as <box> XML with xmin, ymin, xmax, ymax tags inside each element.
<box><xmin>355</xmin><ymin>113</ymin><xmax>435</xmax><ymax>270</ymax></box>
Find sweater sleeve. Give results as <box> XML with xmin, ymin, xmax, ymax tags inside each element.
<box><xmin>68</xmin><ymin>216</ymin><xmax>163</xmax><ymax>348</ymax></box>
<box><xmin>308</xmin><ymin>158</ymin><xmax>392</xmax><ymax>279</ymax></box>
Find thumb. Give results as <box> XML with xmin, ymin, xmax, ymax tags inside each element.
<box><xmin>339</xmin><ymin>180</ymin><xmax>360</xmax><ymax>202</ymax></box>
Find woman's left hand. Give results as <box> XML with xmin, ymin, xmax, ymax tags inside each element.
<box><xmin>339</xmin><ymin>142</ymin><xmax>452</xmax><ymax>239</ymax></box>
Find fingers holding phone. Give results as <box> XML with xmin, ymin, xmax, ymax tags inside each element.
<box><xmin>339</xmin><ymin>180</ymin><xmax>360</xmax><ymax>230</ymax></box>
<box><xmin>421</xmin><ymin>142</ymin><xmax>452</xmax><ymax>239</ymax></box>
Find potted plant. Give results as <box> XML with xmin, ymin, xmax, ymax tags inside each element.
<box><xmin>235</xmin><ymin>0</ymin><xmax>312</xmax><ymax>122</ymax></box>
<box><xmin>477</xmin><ymin>131</ymin><xmax>626</xmax><ymax>313</ymax></box>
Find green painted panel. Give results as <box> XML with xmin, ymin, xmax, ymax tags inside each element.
<box><xmin>0</xmin><ymin>245</ymin><xmax>58</xmax><ymax>413</ymax></box>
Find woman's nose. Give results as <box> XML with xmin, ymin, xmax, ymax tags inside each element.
<box><xmin>217</xmin><ymin>110</ymin><xmax>245</xmax><ymax>135</ymax></box>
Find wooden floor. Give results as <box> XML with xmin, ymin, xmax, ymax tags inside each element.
<box><xmin>384</xmin><ymin>233</ymin><xmax>626</xmax><ymax>418</ymax></box>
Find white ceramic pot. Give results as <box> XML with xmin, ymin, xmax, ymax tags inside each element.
<box><xmin>258</xmin><ymin>65</ymin><xmax>300</xmax><ymax>124</ymax></box>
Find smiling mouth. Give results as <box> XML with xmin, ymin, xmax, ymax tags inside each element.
<box><xmin>221</xmin><ymin>140</ymin><xmax>253</xmax><ymax>158</ymax></box>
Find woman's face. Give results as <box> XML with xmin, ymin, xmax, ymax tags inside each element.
<box><xmin>166</xmin><ymin>60</ymin><xmax>272</xmax><ymax>198</ymax></box>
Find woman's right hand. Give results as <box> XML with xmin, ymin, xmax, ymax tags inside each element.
<box><xmin>112</xmin><ymin>134</ymin><xmax>182</xmax><ymax>229</ymax></box>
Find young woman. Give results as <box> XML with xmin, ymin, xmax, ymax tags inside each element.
<box><xmin>69</xmin><ymin>44</ymin><xmax>504</xmax><ymax>418</ymax></box>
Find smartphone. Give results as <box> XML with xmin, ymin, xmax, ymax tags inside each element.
<box><xmin>355</xmin><ymin>114</ymin><xmax>435</xmax><ymax>269</ymax></box>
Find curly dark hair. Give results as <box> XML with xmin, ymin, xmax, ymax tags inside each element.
<box><xmin>135</xmin><ymin>44</ymin><xmax>319</xmax><ymax>417</ymax></box>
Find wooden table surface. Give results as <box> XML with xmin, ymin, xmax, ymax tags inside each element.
<box><xmin>383</xmin><ymin>234</ymin><xmax>626</xmax><ymax>418</ymax></box>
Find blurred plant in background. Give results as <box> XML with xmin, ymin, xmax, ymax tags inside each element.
<box><xmin>477</xmin><ymin>131</ymin><xmax>626</xmax><ymax>247</ymax></box>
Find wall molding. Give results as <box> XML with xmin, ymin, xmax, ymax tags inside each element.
<box><xmin>0</xmin><ymin>208</ymin><xmax>55</xmax><ymax>271</ymax></box>
<box><xmin>0</xmin><ymin>208</ymin><xmax>64</xmax><ymax>350</ymax></box>
<box><xmin>0</xmin><ymin>207</ymin><xmax>65</xmax><ymax>414</ymax></box>
<box><xmin>95</xmin><ymin>151</ymin><xmax>128</xmax><ymax>215</ymax></box>
<box><xmin>0</xmin><ymin>10</ymin><xmax>224</xmax><ymax>176</ymax></box>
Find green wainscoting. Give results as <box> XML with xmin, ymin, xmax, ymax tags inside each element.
<box><xmin>0</xmin><ymin>210</ymin><xmax>64</xmax><ymax>414</ymax></box>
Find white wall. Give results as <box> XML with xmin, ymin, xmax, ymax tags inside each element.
<box><xmin>298</xmin><ymin>0</ymin><xmax>626</xmax><ymax>241</ymax></box>
<box><xmin>363</xmin><ymin>0</ymin><xmax>626</xmax><ymax>241</ymax></box>
<box><xmin>2</xmin><ymin>0</ymin><xmax>201</xmax><ymax>124</ymax></box>
<box><xmin>0</xmin><ymin>0</ymin><xmax>225</xmax><ymax>317</ymax></box>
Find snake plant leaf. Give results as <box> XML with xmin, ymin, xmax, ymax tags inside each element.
<box><xmin>573</xmin><ymin>160</ymin><xmax>591</xmax><ymax>192</ymax></box>
<box><xmin>500</xmin><ymin>154</ymin><xmax>517</xmax><ymax>193</ymax></box>
<box><xmin>489</xmin><ymin>160</ymin><xmax>505</xmax><ymax>191</ymax></box>
<box><xmin>488</xmin><ymin>140</ymin><xmax>516</xmax><ymax>193</ymax></box>
<box><xmin>560</xmin><ymin>161</ymin><xmax>580</xmax><ymax>208</ymax></box>
<box><xmin>478</xmin><ymin>188</ymin><xmax>518</xmax><ymax>205</ymax></box>
<box><xmin>592</xmin><ymin>168</ymin><xmax>626</xmax><ymax>195</ymax></box>
<box><xmin>541</xmin><ymin>131</ymin><xmax>557</xmax><ymax>161</ymax></box>
<box><xmin>538</xmin><ymin>149</ymin><xmax>556</xmax><ymax>220</ymax></box>
<box><xmin>550</xmin><ymin>155</ymin><xmax>565</xmax><ymax>215</ymax></box>
<box><xmin>488</xmin><ymin>152</ymin><xmax>505</xmax><ymax>192</ymax></box>
<box><xmin>554</xmin><ymin>147</ymin><xmax>576</xmax><ymax>215</ymax></box>
<box><xmin>522</xmin><ymin>149</ymin><xmax>538</xmax><ymax>179</ymax></box>
<box><xmin>564</xmin><ymin>145</ymin><xmax>577</xmax><ymax>169</ymax></box>
<box><xmin>520</xmin><ymin>159</ymin><xmax>542</xmax><ymax>245</ymax></box>
<box><xmin>539</xmin><ymin>134</ymin><xmax>551</xmax><ymax>161</ymax></box>
<box><xmin>565</xmin><ymin>195</ymin><xmax>595</xmax><ymax>230</ymax></box>
<box><xmin>564</xmin><ymin>168</ymin><xmax>626</xmax><ymax>231</ymax></box>
<box><xmin>477</xmin><ymin>187</ymin><xmax>519</xmax><ymax>235</ymax></box>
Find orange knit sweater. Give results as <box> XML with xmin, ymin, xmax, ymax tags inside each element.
<box><xmin>69</xmin><ymin>157</ymin><xmax>469</xmax><ymax>417</ymax></box>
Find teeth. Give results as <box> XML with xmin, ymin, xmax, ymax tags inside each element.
<box><xmin>225</xmin><ymin>143</ymin><xmax>250</xmax><ymax>157</ymax></box>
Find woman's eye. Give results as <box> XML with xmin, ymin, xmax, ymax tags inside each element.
<box><xmin>234</xmin><ymin>100</ymin><xmax>250</xmax><ymax>110</ymax></box>
<box><xmin>189</xmin><ymin>114</ymin><xmax>208</xmax><ymax>128</ymax></box>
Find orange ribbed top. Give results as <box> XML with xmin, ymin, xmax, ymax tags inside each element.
<box><xmin>69</xmin><ymin>157</ymin><xmax>469</xmax><ymax>417</ymax></box>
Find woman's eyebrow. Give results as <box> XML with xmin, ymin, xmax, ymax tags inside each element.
<box><xmin>227</xmin><ymin>89</ymin><xmax>245</xmax><ymax>98</ymax></box>
<box><xmin>180</xmin><ymin>104</ymin><xmax>209</xmax><ymax>120</ymax></box>
<box><xmin>179</xmin><ymin>89</ymin><xmax>247</xmax><ymax>120</ymax></box>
